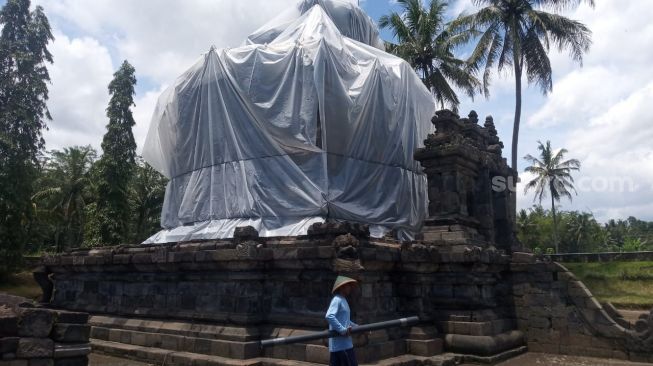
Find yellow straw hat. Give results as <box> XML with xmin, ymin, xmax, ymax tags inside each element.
<box><xmin>332</xmin><ymin>276</ymin><xmax>358</xmax><ymax>294</ymax></box>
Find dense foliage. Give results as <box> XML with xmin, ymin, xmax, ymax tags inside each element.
<box><xmin>518</xmin><ymin>206</ymin><xmax>653</xmax><ymax>254</ymax></box>
<box><xmin>95</xmin><ymin>60</ymin><xmax>138</xmax><ymax>246</ymax></box>
<box><xmin>0</xmin><ymin>0</ymin><xmax>53</xmax><ymax>275</ymax></box>
<box><xmin>29</xmin><ymin>148</ymin><xmax>167</xmax><ymax>254</ymax></box>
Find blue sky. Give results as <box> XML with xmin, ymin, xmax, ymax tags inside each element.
<box><xmin>3</xmin><ymin>0</ymin><xmax>653</xmax><ymax>222</ymax></box>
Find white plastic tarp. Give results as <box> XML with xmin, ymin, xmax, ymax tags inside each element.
<box><xmin>141</xmin><ymin>0</ymin><xmax>435</xmax><ymax>243</ymax></box>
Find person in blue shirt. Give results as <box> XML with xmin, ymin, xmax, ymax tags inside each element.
<box><xmin>325</xmin><ymin>275</ymin><xmax>359</xmax><ymax>366</ymax></box>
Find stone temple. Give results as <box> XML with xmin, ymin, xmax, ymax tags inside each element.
<box><xmin>28</xmin><ymin>0</ymin><xmax>653</xmax><ymax>365</ymax></box>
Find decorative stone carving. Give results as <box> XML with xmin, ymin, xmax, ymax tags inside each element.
<box><xmin>234</xmin><ymin>226</ymin><xmax>259</xmax><ymax>243</ymax></box>
<box><xmin>332</xmin><ymin>233</ymin><xmax>364</xmax><ymax>273</ymax></box>
<box><xmin>307</xmin><ymin>221</ymin><xmax>370</xmax><ymax>239</ymax></box>
<box><xmin>332</xmin><ymin>233</ymin><xmax>359</xmax><ymax>260</ymax></box>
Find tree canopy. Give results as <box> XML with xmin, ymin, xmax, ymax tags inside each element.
<box><xmin>379</xmin><ymin>0</ymin><xmax>483</xmax><ymax>110</ymax></box>
<box><xmin>95</xmin><ymin>60</ymin><xmax>138</xmax><ymax>246</ymax></box>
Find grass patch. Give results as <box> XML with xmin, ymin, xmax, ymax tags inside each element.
<box><xmin>563</xmin><ymin>261</ymin><xmax>653</xmax><ymax>309</ymax></box>
<box><xmin>0</xmin><ymin>272</ymin><xmax>42</xmax><ymax>300</ymax></box>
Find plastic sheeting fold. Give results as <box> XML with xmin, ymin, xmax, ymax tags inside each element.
<box><xmin>142</xmin><ymin>0</ymin><xmax>435</xmax><ymax>243</ymax></box>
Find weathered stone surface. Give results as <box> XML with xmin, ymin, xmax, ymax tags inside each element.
<box><xmin>305</xmin><ymin>344</ymin><xmax>329</xmax><ymax>364</ymax></box>
<box><xmin>0</xmin><ymin>337</ymin><xmax>19</xmax><ymax>354</ymax></box>
<box><xmin>406</xmin><ymin>338</ymin><xmax>443</xmax><ymax>356</ymax></box>
<box><xmin>0</xmin><ymin>307</ymin><xmax>18</xmax><ymax>337</ymax></box>
<box><xmin>512</xmin><ymin>252</ymin><xmax>535</xmax><ymax>263</ymax></box>
<box><xmin>54</xmin><ymin>312</ymin><xmax>88</xmax><ymax>325</ymax></box>
<box><xmin>28</xmin><ymin>359</ymin><xmax>53</xmax><ymax>366</ymax></box>
<box><xmin>0</xmin><ymin>360</ymin><xmax>28</xmax><ymax>366</ymax></box>
<box><xmin>17</xmin><ymin>309</ymin><xmax>54</xmax><ymax>338</ymax></box>
<box><xmin>53</xmin><ymin>343</ymin><xmax>91</xmax><ymax>359</ymax></box>
<box><xmin>233</xmin><ymin>226</ymin><xmax>259</xmax><ymax>242</ymax></box>
<box><xmin>51</xmin><ymin>324</ymin><xmax>90</xmax><ymax>343</ymax></box>
<box><xmin>16</xmin><ymin>338</ymin><xmax>54</xmax><ymax>358</ymax></box>
<box><xmin>52</xmin><ymin>357</ymin><xmax>87</xmax><ymax>366</ymax></box>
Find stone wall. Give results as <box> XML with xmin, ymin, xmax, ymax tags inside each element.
<box><xmin>547</xmin><ymin>251</ymin><xmax>653</xmax><ymax>263</ymax></box>
<box><xmin>0</xmin><ymin>294</ymin><xmax>91</xmax><ymax>366</ymax></box>
<box><xmin>38</xmin><ymin>224</ymin><xmax>525</xmax><ymax>364</ymax></box>
<box><xmin>511</xmin><ymin>252</ymin><xmax>653</xmax><ymax>363</ymax></box>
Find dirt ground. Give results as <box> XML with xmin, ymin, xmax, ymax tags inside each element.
<box><xmin>89</xmin><ymin>354</ymin><xmax>153</xmax><ymax>366</ymax></box>
<box><xmin>487</xmin><ymin>353</ymin><xmax>653</xmax><ymax>366</ymax></box>
<box><xmin>90</xmin><ymin>353</ymin><xmax>653</xmax><ymax>366</ymax></box>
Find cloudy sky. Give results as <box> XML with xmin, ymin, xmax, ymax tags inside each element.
<box><xmin>4</xmin><ymin>0</ymin><xmax>652</xmax><ymax>222</ymax></box>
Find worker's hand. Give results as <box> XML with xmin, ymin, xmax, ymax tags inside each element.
<box><xmin>346</xmin><ymin>326</ymin><xmax>352</xmax><ymax>336</ymax></box>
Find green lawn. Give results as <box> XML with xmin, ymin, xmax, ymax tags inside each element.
<box><xmin>0</xmin><ymin>272</ymin><xmax>42</xmax><ymax>300</ymax></box>
<box><xmin>563</xmin><ymin>261</ymin><xmax>653</xmax><ymax>309</ymax></box>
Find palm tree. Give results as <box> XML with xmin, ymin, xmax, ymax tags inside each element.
<box><xmin>451</xmin><ymin>0</ymin><xmax>593</xmax><ymax>175</ymax></box>
<box><xmin>523</xmin><ymin>140</ymin><xmax>580</xmax><ymax>253</ymax></box>
<box><xmin>379</xmin><ymin>0</ymin><xmax>483</xmax><ymax>110</ymax></box>
<box><xmin>32</xmin><ymin>146</ymin><xmax>97</xmax><ymax>252</ymax></box>
<box><xmin>566</xmin><ymin>211</ymin><xmax>597</xmax><ymax>253</ymax></box>
<box><xmin>130</xmin><ymin>157</ymin><xmax>167</xmax><ymax>243</ymax></box>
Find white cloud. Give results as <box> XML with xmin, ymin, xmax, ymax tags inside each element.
<box><xmin>521</xmin><ymin>1</ymin><xmax>653</xmax><ymax>221</ymax></box>
<box><xmin>35</xmin><ymin>0</ymin><xmax>299</xmax><ymax>153</ymax></box>
<box><xmin>43</xmin><ymin>32</ymin><xmax>114</xmax><ymax>152</ymax></box>
<box><xmin>35</xmin><ymin>0</ymin><xmax>298</xmax><ymax>85</ymax></box>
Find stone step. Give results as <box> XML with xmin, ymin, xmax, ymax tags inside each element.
<box><xmin>92</xmin><ymin>339</ymin><xmax>458</xmax><ymax>366</ymax></box>
<box><xmin>439</xmin><ymin>319</ymin><xmax>516</xmax><ymax>336</ymax></box>
<box><xmin>89</xmin><ymin>315</ymin><xmax>445</xmax><ymax>363</ymax></box>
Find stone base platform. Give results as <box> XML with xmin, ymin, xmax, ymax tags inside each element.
<box><xmin>91</xmin><ymin>339</ymin><xmax>459</xmax><ymax>366</ymax></box>
<box><xmin>88</xmin><ymin>314</ymin><xmax>445</xmax><ymax>364</ymax></box>
<box><xmin>37</xmin><ymin>225</ymin><xmax>527</xmax><ymax>364</ymax></box>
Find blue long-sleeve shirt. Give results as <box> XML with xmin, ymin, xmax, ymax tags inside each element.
<box><xmin>325</xmin><ymin>294</ymin><xmax>358</xmax><ymax>352</ymax></box>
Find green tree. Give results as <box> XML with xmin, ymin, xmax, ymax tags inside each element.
<box><xmin>95</xmin><ymin>60</ymin><xmax>137</xmax><ymax>245</ymax></box>
<box><xmin>523</xmin><ymin>140</ymin><xmax>580</xmax><ymax>253</ymax></box>
<box><xmin>32</xmin><ymin>146</ymin><xmax>97</xmax><ymax>252</ymax></box>
<box><xmin>563</xmin><ymin>211</ymin><xmax>601</xmax><ymax>253</ymax></box>
<box><xmin>0</xmin><ymin>0</ymin><xmax>53</xmax><ymax>275</ymax></box>
<box><xmin>379</xmin><ymin>0</ymin><xmax>482</xmax><ymax>110</ymax></box>
<box><xmin>130</xmin><ymin>158</ymin><xmax>167</xmax><ymax>243</ymax></box>
<box><xmin>451</xmin><ymin>0</ymin><xmax>592</xmax><ymax>177</ymax></box>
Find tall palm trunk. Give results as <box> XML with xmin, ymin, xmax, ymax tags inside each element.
<box><xmin>512</xmin><ymin>64</ymin><xmax>522</xmax><ymax>176</ymax></box>
<box><xmin>550</xmin><ymin>182</ymin><xmax>559</xmax><ymax>253</ymax></box>
<box><xmin>510</xmin><ymin>45</ymin><xmax>523</xmax><ymax>223</ymax></box>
